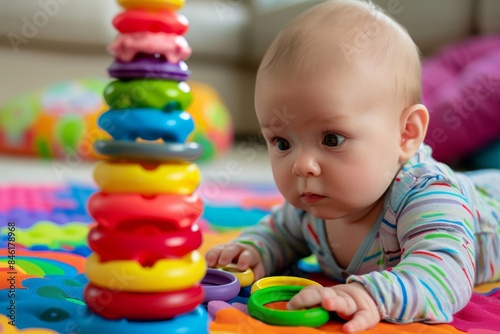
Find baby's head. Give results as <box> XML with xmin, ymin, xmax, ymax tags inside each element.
<box><xmin>258</xmin><ymin>0</ymin><xmax>422</xmax><ymax>112</ymax></box>
<box><xmin>255</xmin><ymin>0</ymin><xmax>429</xmax><ymax>219</ymax></box>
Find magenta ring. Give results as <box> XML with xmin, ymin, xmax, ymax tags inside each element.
<box><xmin>202</xmin><ymin>268</ymin><xmax>240</xmax><ymax>303</ymax></box>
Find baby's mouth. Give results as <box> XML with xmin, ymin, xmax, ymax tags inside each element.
<box><xmin>300</xmin><ymin>192</ymin><xmax>326</xmax><ymax>203</ymax></box>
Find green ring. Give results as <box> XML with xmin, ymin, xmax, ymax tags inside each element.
<box><xmin>247</xmin><ymin>285</ymin><xmax>330</xmax><ymax>327</ymax></box>
<box><xmin>103</xmin><ymin>79</ymin><xmax>192</xmax><ymax>111</ymax></box>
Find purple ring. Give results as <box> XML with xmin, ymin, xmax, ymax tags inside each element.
<box><xmin>108</xmin><ymin>54</ymin><xmax>190</xmax><ymax>81</ymax></box>
<box><xmin>202</xmin><ymin>268</ymin><xmax>240</xmax><ymax>303</ymax></box>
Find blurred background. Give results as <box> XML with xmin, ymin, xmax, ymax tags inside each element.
<box><xmin>0</xmin><ymin>0</ymin><xmax>499</xmax><ymax>183</ymax></box>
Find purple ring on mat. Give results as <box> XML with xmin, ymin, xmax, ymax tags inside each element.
<box><xmin>108</xmin><ymin>54</ymin><xmax>190</xmax><ymax>81</ymax></box>
<box><xmin>202</xmin><ymin>268</ymin><xmax>240</xmax><ymax>303</ymax></box>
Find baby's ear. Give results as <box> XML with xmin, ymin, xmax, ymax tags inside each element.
<box><xmin>398</xmin><ymin>104</ymin><xmax>429</xmax><ymax>162</ymax></box>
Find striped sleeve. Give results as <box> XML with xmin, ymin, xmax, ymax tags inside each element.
<box><xmin>233</xmin><ymin>202</ymin><xmax>311</xmax><ymax>276</ymax></box>
<box><xmin>347</xmin><ymin>180</ymin><xmax>476</xmax><ymax>323</ymax></box>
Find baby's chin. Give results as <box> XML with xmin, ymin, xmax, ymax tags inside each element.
<box><xmin>307</xmin><ymin>209</ymin><xmax>344</xmax><ymax>221</ymax></box>
<box><xmin>288</xmin><ymin>199</ymin><xmax>342</xmax><ymax>220</ymax></box>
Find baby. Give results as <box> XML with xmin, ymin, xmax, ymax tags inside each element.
<box><xmin>205</xmin><ymin>0</ymin><xmax>500</xmax><ymax>332</ymax></box>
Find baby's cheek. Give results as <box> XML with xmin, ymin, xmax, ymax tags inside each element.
<box><xmin>346</xmin><ymin>161</ymin><xmax>395</xmax><ymax>197</ymax></box>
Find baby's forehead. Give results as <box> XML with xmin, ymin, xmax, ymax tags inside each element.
<box><xmin>259</xmin><ymin>1</ymin><xmax>413</xmax><ymax>79</ymax></box>
<box><xmin>257</xmin><ymin>48</ymin><xmax>391</xmax><ymax>95</ymax></box>
<box><xmin>256</xmin><ymin>70</ymin><xmax>400</xmax><ymax>119</ymax></box>
<box><xmin>255</xmin><ymin>61</ymin><xmax>410</xmax><ymax>129</ymax></box>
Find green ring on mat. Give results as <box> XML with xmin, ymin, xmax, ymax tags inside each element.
<box><xmin>247</xmin><ymin>285</ymin><xmax>329</xmax><ymax>327</ymax></box>
<box><xmin>103</xmin><ymin>79</ymin><xmax>192</xmax><ymax>111</ymax></box>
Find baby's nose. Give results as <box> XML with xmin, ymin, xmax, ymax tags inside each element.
<box><xmin>292</xmin><ymin>154</ymin><xmax>320</xmax><ymax>177</ymax></box>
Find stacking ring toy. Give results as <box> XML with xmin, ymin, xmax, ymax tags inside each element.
<box><xmin>94</xmin><ymin>140</ymin><xmax>203</xmax><ymax>162</ymax></box>
<box><xmin>103</xmin><ymin>79</ymin><xmax>192</xmax><ymax>111</ymax></box>
<box><xmin>76</xmin><ymin>305</ymin><xmax>209</xmax><ymax>334</ymax></box>
<box><xmin>87</xmin><ymin>191</ymin><xmax>203</xmax><ymax>230</ymax></box>
<box><xmin>117</xmin><ymin>0</ymin><xmax>185</xmax><ymax>11</ymax></box>
<box><xmin>247</xmin><ymin>285</ymin><xmax>330</xmax><ymax>327</ymax></box>
<box><xmin>98</xmin><ymin>108</ymin><xmax>194</xmax><ymax>143</ymax></box>
<box><xmin>84</xmin><ymin>283</ymin><xmax>204</xmax><ymax>320</ymax></box>
<box><xmin>108</xmin><ymin>32</ymin><xmax>191</xmax><ymax>63</ymax></box>
<box><xmin>202</xmin><ymin>268</ymin><xmax>240</xmax><ymax>303</ymax></box>
<box><xmin>216</xmin><ymin>264</ymin><xmax>255</xmax><ymax>288</ymax></box>
<box><xmin>93</xmin><ymin>161</ymin><xmax>200</xmax><ymax>195</ymax></box>
<box><xmin>85</xmin><ymin>251</ymin><xmax>206</xmax><ymax>292</ymax></box>
<box><xmin>108</xmin><ymin>56</ymin><xmax>190</xmax><ymax>81</ymax></box>
<box><xmin>88</xmin><ymin>224</ymin><xmax>202</xmax><ymax>265</ymax></box>
<box><xmin>113</xmin><ymin>9</ymin><xmax>189</xmax><ymax>35</ymax></box>
<box><xmin>250</xmin><ymin>276</ymin><xmax>321</xmax><ymax>294</ymax></box>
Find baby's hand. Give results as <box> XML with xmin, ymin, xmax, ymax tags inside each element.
<box><xmin>205</xmin><ymin>243</ymin><xmax>265</xmax><ymax>281</ymax></box>
<box><xmin>287</xmin><ymin>283</ymin><xmax>380</xmax><ymax>333</ymax></box>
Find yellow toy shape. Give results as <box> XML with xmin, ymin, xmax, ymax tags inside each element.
<box><xmin>216</xmin><ymin>264</ymin><xmax>254</xmax><ymax>288</ymax></box>
<box><xmin>93</xmin><ymin>160</ymin><xmax>201</xmax><ymax>195</ymax></box>
<box><xmin>0</xmin><ymin>315</ymin><xmax>57</xmax><ymax>333</ymax></box>
<box><xmin>0</xmin><ymin>221</ymin><xmax>88</xmax><ymax>249</ymax></box>
<box><xmin>250</xmin><ymin>276</ymin><xmax>321</xmax><ymax>294</ymax></box>
<box><xmin>85</xmin><ymin>251</ymin><xmax>206</xmax><ymax>292</ymax></box>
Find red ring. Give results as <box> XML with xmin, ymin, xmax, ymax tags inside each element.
<box><xmin>113</xmin><ymin>9</ymin><xmax>189</xmax><ymax>34</ymax></box>
<box><xmin>87</xmin><ymin>191</ymin><xmax>203</xmax><ymax>231</ymax></box>
<box><xmin>87</xmin><ymin>224</ymin><xmax>202</xmax><ymax>266</ymax></box>
<box><xmin>84</xmin><ymin>283</ymin><xmax>204</xmax><ymax>320</ymax></box>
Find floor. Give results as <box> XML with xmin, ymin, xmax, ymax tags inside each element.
<box><xmin>0</xmin><ymin>142</ymin><xmax>275</xmax><ymax>186</ymax></box>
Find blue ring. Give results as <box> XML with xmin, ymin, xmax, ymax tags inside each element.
<box><xmin>75</xmin><ymin>305</ymin><xmax>209</xmax><ymax>334</ymax></box>
<box><xmin>202</xmin><ymin>268</ymin><xmax>240</xmax><ymax>303</ymax></box>
<box><xmin>98</xmin><ymin>108</ymin><xmax>194</xmax><ymax>143</ymax></box>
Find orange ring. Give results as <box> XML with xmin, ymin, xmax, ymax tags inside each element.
<box><xmin>117</xmin><ymin>0</ymin><xmax>185</xmax><ymax>11</ymax></box>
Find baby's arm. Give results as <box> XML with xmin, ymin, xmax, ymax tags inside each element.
<box><xmin>347</xmin><ymin>181</ymin><xmax>476</xmax><ymax>323</ymax></box>
<box><xmin>205</xmin><ymin>202</ymin><xmax>311</xmax><ymax>279</ymax></box>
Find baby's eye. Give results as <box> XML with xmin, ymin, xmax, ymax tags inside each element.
<box><xmin>274</xmin><ymin>138</ymin><xmax>291</xmax><ymax>151</ymax></box>
<box><xmin>322</xmin><ymin>133</ymin><xmax>345</xmax><ymax>147</ymax></box>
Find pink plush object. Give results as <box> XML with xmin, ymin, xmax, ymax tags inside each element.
<box><xmin>422</xmin><ymin>35</ymin><xmax>500</xmax><ymax>163</ymax></box>
<box><xmin>451</xmin><ymin>290</ymin><xmax>500</xmax><ymax>333</ymax></box>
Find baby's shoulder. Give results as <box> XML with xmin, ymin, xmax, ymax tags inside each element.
<box><xmin>387</xmin><ymin>145</ymin><xmax>464</xmax><ymax>213</ymax></box>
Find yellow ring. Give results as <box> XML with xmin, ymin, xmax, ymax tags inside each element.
<box><xmin>216</xmin><ymin>264</ymin><xmax>255</xmax><ymax>288</ymax></box>
<box><xmin>85</xmin><ymin>251</ymin><xmax>206</xmax><ymax>292</ymax></box>
<box><xmin>250</xmin><ymin>276</ymin><xmax>321</xmax><ymax>294</ymax></box>
<box><xmin>117</xmin><ymin>0</ymin><xmax>185</xmax><ymax>11</ymax></box>
<box><xmin>93</xmin><ymin>161</ymin><xmax>200</xmax><ymax>195</ymax></box>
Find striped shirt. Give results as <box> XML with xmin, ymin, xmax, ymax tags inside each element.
<box><xmin>235</xmin><ymin>144</ymin><xmax>500</xmax><ymax>323</ymax></box>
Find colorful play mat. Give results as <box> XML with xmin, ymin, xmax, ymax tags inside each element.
<box><xmin>1</xmin><ymin>182</ymin><xmax>500</xmax><ymax>333</ymax></box>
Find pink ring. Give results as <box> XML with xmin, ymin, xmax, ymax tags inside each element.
<box><xmin>107</xmin><ymin>32</ymin><xmax>191</xmax><ymax>63</ymax></box>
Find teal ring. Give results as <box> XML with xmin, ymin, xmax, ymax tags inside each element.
<box><xmin>247</xmin><ymin>285</ymin><xmax>330</xmax><ymax>327</ymax></box>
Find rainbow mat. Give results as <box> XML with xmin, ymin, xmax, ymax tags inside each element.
<box><xmin>1</xmin><ymin>183</ymin><xmax>499</xmax><ymax>333</ymax></box>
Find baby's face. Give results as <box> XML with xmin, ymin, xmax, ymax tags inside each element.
<box><xmin>255</xmin><ymin>67</ymin><xmax>404</xmax><ymax>220</ymax></box>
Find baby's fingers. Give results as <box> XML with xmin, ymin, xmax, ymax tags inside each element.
<box><xmin>342</xmin><ymin>309</ymin><xmax>378</xmax><ymax>333</ymax></box>
<box><xmin>236</xmin><ymin>249</ymin><xmax>265</xmax><ymax>280</ymax></box>
<box><xmin>286</xmin><ymin>285</ymin><xmax>325</xmax><ymax>310</ymax></box>
<box><xmin>218</xmin><ymin>244</ymin><xmax>246</xmax><ymax>266</ymax></box>
<box><xmin>205</xmin><ymin>245</ymin><xmax>225</xmax><ymax>267</ymax></box>
<box><xmin>321</xmin><ymin>291</ymin><xmax>357</xmax><ymax>316</ymax></box>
